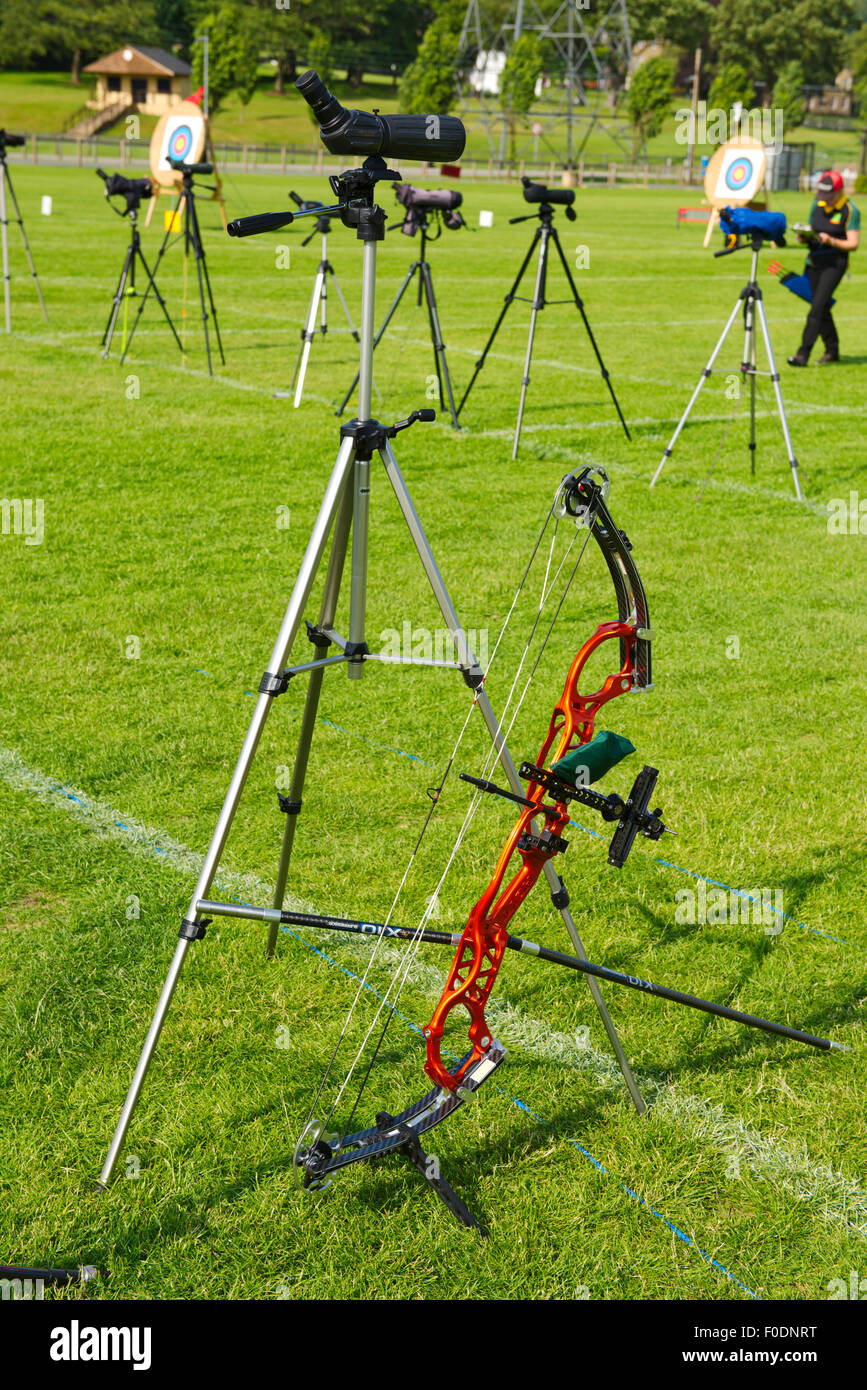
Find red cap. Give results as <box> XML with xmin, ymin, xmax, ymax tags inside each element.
<box><xmin>189</xmin><ymin>85</ymin><xmax>204</xmax><ymax>107</ymax></box>
<box><xmin>816</xmin><ymin>170</ymin><xmax>844</xmax><ymax>205</ymax></box>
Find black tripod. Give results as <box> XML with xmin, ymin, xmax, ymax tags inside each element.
<box><xmin>0</xmin><ymin>132</ymin><xmax>49</xmax><ymax>333</ymax></box>
<box><xmin>458</xmin><ymin>200</ymin><xmax>630</xmax><ymax>457</ymax></box>
<box><xmin>97</xmin><ymin>171</ymin><xmax>183</xmax><ymax>361</ymax></box>
<box><xmin>121</xmin><ymin>159</ymin><xmax>224</xmax><ymax>375</ymax></box>
<box><xmin>337</xmin><ymin>207</ymin><xmax>460</xmax><ymax>428</ymax></box>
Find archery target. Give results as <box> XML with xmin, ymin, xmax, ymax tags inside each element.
<box><xmin>704</xmin><ymin>139</ymin><xmax>767</xmax><ymax>208</ymax></box>
<box><xmin>149</xmin><ymin>103</ymin><xmax>208</xmax><ymax>187</ymax></box>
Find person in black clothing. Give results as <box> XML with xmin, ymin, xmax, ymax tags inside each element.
<box><xmin>788</xmin><ymin>170</ymin><xmax>860</xmax><ymax>366</ymax></box>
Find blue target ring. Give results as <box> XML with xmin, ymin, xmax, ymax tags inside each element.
<box><xmin>725</xmin><ymin>157</ymin><xmax>754</xmax><ymax>192</ymax></box>
<box><xmin>168</xmin><ymin>124</ymin><xmax>194</xmax><ymax>162</ymax></box>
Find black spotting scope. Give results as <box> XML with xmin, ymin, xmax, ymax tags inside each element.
<box><xmin>0</xmin><ymin>129</ymin><xmax>25</xmax><ymax>148</ymax></box>
<box><xmin>521</xmin><ymin>175</ymin><xmax>575</xmax><ymax>208</ymax></box>
<box><xmin>168</xmin><ymin>157</ymin><xmax>213</xmax><ymax>176</ymax></box>
<box><xmin>295</xmin><ymin>69</ymin><xmax>465</xmax><ymax>163</ymax></box>
<box><xmin>97</xmin><ymin>168</ymin><xmax>152</xmax><ymax>208</ymax></box>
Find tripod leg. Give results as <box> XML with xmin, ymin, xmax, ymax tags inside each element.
<box><xmin>97</xmin><ymin>438</ymin><xmax>357</xmax><ymax>1188</ymax></box>
<box><xmin>101</xmin><ymin>245</ymin><xmax>134</xmax><ymax>357</ymax></box>
<box><xmin>550</xmin><ymin>227</ymin><xmax>630</xmax><ymax>442</ymax></box>
<box><xmin>755</xmin><ymin>296</ymin><xmax>803</xmax><ymax>501</ymax></box>
<box><xmin>650</xmin><ymin>292</ymin><xmax>744</xmax><ymax>488</ymax></box>
<box><xmin>379</xmin><ymin>437</ymin><xmax>644</xmax><ymax>1115</ymax></box>
<box><xmin>512</xmin><ymin>226</ymin><xmax>548</xmax><ymax>458</ymax></box>
<box><xmin>457</xmin><ymin>229</ymin><xmax>541</xmax><ymax>418</ymax></box>
<box><xmin>121</xmin><ymin>201</ymin><xmax>178</xmax><ymax>364</ymax></box>
<box><xmin>186</xmin><ymin>195</ymin><xmax>215</xmax><ymax>375</ymax></box>
<box><xmin>329</xmin><ymin>269</ymin><xmax>360</xmax><ymax>345</ymax></box>
<box><xmin>3</xmin><ymin>165</ymin><xmax>48</xmax><ymax>324</ymax></box>
<box><xmin>742</xmin><ymin>291</ymin><xmax>757</xmax><ymax>477</ymax></box>
<box><xmin>268</xmin><ymin>473</ymin><xmax>354</xmax><ymax>954</ymax></box>
<box><xmin>292</xmin><ymin>265</ymin><xmax>326</xmax><ymax>405</ymax></box>
<box><xmin>421</xmin><ymin>261</ymin><xmax>460</xmax><ymax>429</ymax></box>
<box><xmin>337</xmin><ymin>263</ymin><xmax>418</xmax><ymax>416</ymax></box>
<box><xmin>1</xmin><ymin>170</ymin><xmax>11</xmax><ymax>333</ymax></box>
<box><xmin>135</xmin><ymin>243</ymin><xmax>183</xmax><ymax>354</ymax></box>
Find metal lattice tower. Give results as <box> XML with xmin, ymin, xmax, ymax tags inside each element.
<box><xmin>457</xmin><ymin>0</ymin><xmax>635</xmax><ymax>163</ymax></box>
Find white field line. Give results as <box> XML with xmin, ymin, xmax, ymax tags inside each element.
<box><xmin>2</xmin><ymin>744</ymin><xmax>863</xmax><ymax>1241</ymax></box>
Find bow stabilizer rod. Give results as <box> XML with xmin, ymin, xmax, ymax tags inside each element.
<box><xmin>196</xmin><ymin>898</ymin><xmax>844</xmax><ymax>1052</ymax></box>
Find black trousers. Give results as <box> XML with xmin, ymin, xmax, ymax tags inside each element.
<box><xmin>799</xmin><ymin>259</ymin><xmax>847</xmax><ymax>358</ymax></box>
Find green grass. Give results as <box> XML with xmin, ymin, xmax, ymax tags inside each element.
<box><xmin>0</xmin><ymin>166</ymin><xmax>865</xmax><ymax>1302</ymax></box>
<box><xmin>2</xmin><ymin>69</ymin><xmax>863</xmax><ymax>167</ymax></box>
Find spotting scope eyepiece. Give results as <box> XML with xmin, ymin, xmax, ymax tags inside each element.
<box><xmin>521</xmin><ymin>175</ymin><xmax>575</xmax><ymax>208</ymax></box>
<box><xmin>295</xmin><ymin>69</ymin><xmax>466</xmax><ymax>163</ymax></box>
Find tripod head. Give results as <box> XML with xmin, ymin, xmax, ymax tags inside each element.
<box><xmin>96</xmin><ymin>168</ymin><xmax>153</xmax><ymax>219</ymax></box>
<box><xmin>228</xmin><ymin>156</ymin><xmax>400</xmax><ymax>241</ymax></box>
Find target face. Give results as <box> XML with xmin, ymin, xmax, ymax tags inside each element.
<box><xmin>725</xmin><ymin>156</ymin><xmax>754</xmax><ymax>191</ymax></box>
<box><xmin>705</xmin><ymin>140</ymin><xmax>767</xmax><ymax>208</ymax></box>
<box><xmin>149</xmin><ymin>104</ymin><xmax>208</xmax><ymax>187</ymax></box>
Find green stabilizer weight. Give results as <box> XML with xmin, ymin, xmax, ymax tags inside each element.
<box><xmin>551</xmin><ymin>730</ymin><xmax>636</xmax><ymax>786</ymax></box>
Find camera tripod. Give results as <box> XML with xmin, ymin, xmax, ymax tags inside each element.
<box><xmin>121</xmin><ymin>160</ymin><xmax>224</xmax><ymax>375</ymax></box>
<box><xmin>458</xmin><ymin>199</ymin><xmax>629</xmax><ymax>457</ymax></box>
<box><xmin>277</xmin><ymin>205</ymin><xmax>360</xmax><ymax>407</ymax></box>
<box><xmin>650</xmin><ymin>235</ymin><xmax>803</xmax><ymax>501</ymax></box>
<box><xmin>0</xmin><ymin>135</ymin><xmax>49</xmax><ymax>333</ymax></box>
<box><xmin>101</xmin><ymin>201</ymin><xmax>183</xmax><ymax>361</ymax></box>
<box><xmin>96</xmin><ymin>153</ymin><xmax>645</xmax><ymax>1214</ymax></box>
<box><xmin>337</xmin><ymin>206</ymin><xmax>460</xmax><ymax>428</ymax></box>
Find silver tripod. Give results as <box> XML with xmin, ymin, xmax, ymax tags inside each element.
<box><xmin>97</xmin><ymin>160</ymin><xmax>645</xmax><ymax>1192</ymax></box>
<box><xmin>650</xmin><ymin>237</ymin><xmax>803</xmax><ymax>501</ymax></box>
<box><xmin>278</xmin><ymin>208</ymin><xmax>360</xmax><ymax>408</ymax></box>
<box><xmin>0</xmin><ymin>136</ymin><xmax>49</xmax><ymax>333</ymax></box>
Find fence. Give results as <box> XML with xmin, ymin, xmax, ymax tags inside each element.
<box><xmin>6</xmin><ymin>132</ymin><xmax>759</xmax><ymax>188</ymax></box>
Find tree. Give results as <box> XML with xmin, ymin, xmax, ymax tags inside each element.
<box><xmin>626</xmin><ymin>0</ymin><xmax>714</xmax><ymax>55</ymax></box>
<box><xmin>711</xmin><ymin>0</ymin><xmax>854</xmax><ymax>95</ymax></box>
<box><xmin>500</xmin><ymin>33</ymin><xmax>544</xmax><ymax>162</ymax></box>
<box><xmin>192</xmin><ymin>3</ymin><xmax>259</xmax><ymax>114</ymax></box>
<box><xmin>626</xmin><ymin>55</ymin><xmax>675</xmax><ymax>158</ymax></box>
<box><xmin>0</xmin><ymin>0</ymin><xmax>158</xmax><ymax>84</ymax></box>
<box><xmin>155</xmin><ymin>0</ymin><xmax>195</xmax><ymax>55</ymax></box>
<box><xmin>850</xmin><ymin>23</ymin><xmax>867</xmax><ymax>108</ymax></box>
<box><xmin>398</xmin><ymin>16</ymin><xmax>460</xmax><ymax>114</ymax></box>
<box><xmin>304</xmin><ymin>29</ymin><xmax>333</xmax><ymax>124</ymax></box>
<box><xmin>707</xmin><ymin>61</ymin><xmax>754</xmax><ymax>116</ymax></box>
<box><xmin>771</xmin><ymin>61</ymin><xmax>806</xmax><ymax>135</ymax></box>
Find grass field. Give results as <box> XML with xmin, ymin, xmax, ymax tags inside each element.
<box><xmin>0</xmin><ymin>162</ymin><xmax>865</xmax><ymax>1303</ymax></box>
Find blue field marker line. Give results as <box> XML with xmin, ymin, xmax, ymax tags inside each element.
<box><xmin>272</xmin><ymin>919</ymin><xmax>760</xmax><ymax>1300</ymax></box>
<box><xmin>191</xmin><ymin>666</ymin><xmax>854</xmax><ymax>951</ymax></box>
